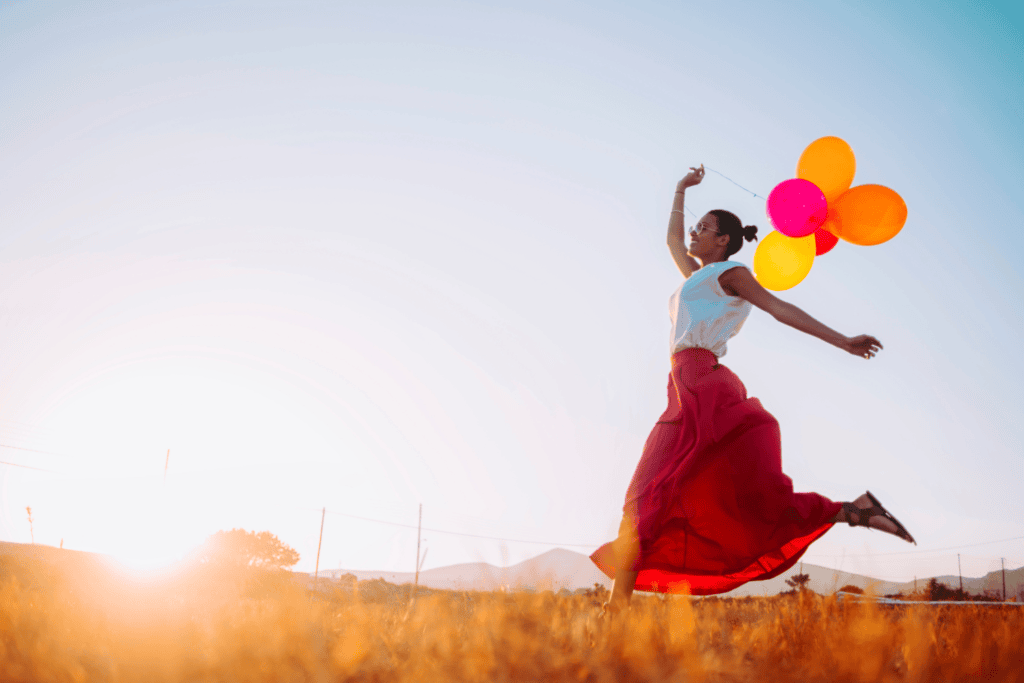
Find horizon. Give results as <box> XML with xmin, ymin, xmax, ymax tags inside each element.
<box><xmin>5</xmin><ymin>538</ymin><xmax>1021</xmax><ymax>594</ymax></box>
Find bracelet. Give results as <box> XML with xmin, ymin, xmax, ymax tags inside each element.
<box><xmin>671</xmin><ymin>210</ymin><xmax>686</xmax><ymax>216</ymax></box>
<box><xmin>675</xmin><ymin>190</ymin><xmax>686</xmax><ymax>194</ymax></box>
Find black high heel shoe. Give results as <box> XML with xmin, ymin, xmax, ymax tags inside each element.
<box><xmin>842</xmin><ymin>491</ymin><xmax>916</xmax><ymax>545</ymax></box>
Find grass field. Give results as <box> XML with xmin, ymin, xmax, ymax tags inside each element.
<box><xmin>1</xmin><ymin>548</ymin><xmax>1022</xmax><ymax>682</ymax></box>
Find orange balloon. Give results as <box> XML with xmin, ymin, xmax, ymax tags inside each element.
<box><xmin>796</xmin><ymin>136</ymin><xmax>856</xmax><ymax>204</ymax></box>
<box><xmin>827</xmin><ymin>184</ymin><xmax>907</xmax><ymax>246</ymax></box>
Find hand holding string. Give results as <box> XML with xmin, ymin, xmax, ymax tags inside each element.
<box><xmin>678</xmin><ymin>164</ymin><xmax>705</xmax><ymax>190</ymax></box>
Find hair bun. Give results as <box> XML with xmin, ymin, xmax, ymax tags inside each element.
<box><xmin>743</xmin><ymin>224</ymin><xmax>758</xmax><ymax>242</ymax></box>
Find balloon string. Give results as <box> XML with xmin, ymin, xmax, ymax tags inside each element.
<box><xmin>704</xmin><ymin>167</ymin><xmax>767</xmax><ymax>201</ymax></box>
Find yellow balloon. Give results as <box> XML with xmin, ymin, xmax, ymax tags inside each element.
<box><xmin>796</xmin><ymin>136</ymin><xmax>856</xmax><ymax>204</ymax></box>
<box><xmin>753</xmin><ymin>231</ymin><xmax>815</xmax><ymax>291</ymax></box>
<box><xmin>827</xmin><ymin>184</ymin><xmax>907</xmax><ymax>246</ymax></box>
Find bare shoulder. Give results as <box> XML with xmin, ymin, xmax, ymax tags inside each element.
<box><xmin>718</xmin><ymin>265</ymin><xmax>783</xmax><ymax>315</ymax></box>
<box><xmin>717</xmin><ymin>264</ymin><xmax>750</xmax><ymax>296</ymax></box>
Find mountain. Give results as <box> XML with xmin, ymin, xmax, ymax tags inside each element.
<box><xmin>3</xmin><ymin>539</ymin><xmax>1017</xmax><ymax>600</ymax></box>
<box><xmin>319</xmin><ymin>548</ymin><xmax>609</xmax><ymax>592</ymax></box>
<box><xmin>319</xmin><ymin>549</ymin><xmax>1024</xmax><ymax>599</ymax></box>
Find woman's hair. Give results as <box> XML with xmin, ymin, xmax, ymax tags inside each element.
<box><xmin>709</xmin><ymin>209</ymin><xmax>758</xmax><ymax>258</ymax></box>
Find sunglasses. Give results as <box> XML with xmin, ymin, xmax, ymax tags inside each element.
<box><xmin>690</xmin><ymin>222</ymin><xmax>720</xmax><ymax>236</ymax></box>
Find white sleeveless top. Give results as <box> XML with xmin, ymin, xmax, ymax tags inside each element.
<box><xmin>668</xmin><ymin>261</ymin><xmax>753</xmax><ymax>358</ymax></box>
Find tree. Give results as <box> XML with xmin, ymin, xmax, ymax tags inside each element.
<box><xmin>197</xmin><ymin>529</ymin><xmax>300</xmax><ymax>570</ymax></box>
<box><xmin>785</xmin><ymin>573</ymin><xmax>811</xmax><ymax>592</ymax></box>
<box><xmin>582</xmin><ymin>583</ymin><xmax>609</xmax><ymax>601</ymax></box>
<box><xmin>838</xmin><ymin>585</ymin><xmax>863</xmax><ymax>595</ymax></box>
<box><xmin>926</xmin><ymin>577</ymin><xmax>958</xmax><ymax>601</ymax></box>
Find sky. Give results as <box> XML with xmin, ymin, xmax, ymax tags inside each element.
<box><xmin>0</xmin><ymin>0</ymin><xmax>1021</xmax><ymax>584</ymax></box>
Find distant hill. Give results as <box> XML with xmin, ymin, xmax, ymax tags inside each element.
<box><xmin>2</xmin><ymin>540</ymin><xmax>1018</xmax><ymax>600</ymax></box>
<box><xmin>319</xmin><ymin>548</ymin><xmax>607</xmax><ymax>592</ymax></box>
<box><xmin>319</xmin><ymin>548</ymin><xmax>1024</xmax><ymax>599</ymax></box>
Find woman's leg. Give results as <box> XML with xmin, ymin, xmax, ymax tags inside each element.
<box><xmin>608</xmin><ymin>515</ymin><xmax>639</xmax><ymax>608</ymax></box>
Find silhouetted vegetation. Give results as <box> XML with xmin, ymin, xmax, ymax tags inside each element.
<box><xmin>784</xmin><ymin>572</ymin><xmax>811</xmax><ymax>593</ymax></box>
<box><xmin>195</xmin><ymin>528</ymin><xmax>299</xmax><ymax>569</ymax></box>
<box><xmin>580</xmin><ymin>582</ymin><xmax>610</xmax><ymax>602</ymax></box>
<box><xmin>923</xmin><ymin>577</ymin><xmax>1001</xmax><ymax>602</ymax></box>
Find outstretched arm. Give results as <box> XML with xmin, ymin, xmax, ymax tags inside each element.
<box><xmin>667</xmin><ymin>165</ymin><xmax>704</xmax><ymax>278</ymax></box>
<box><xmin>719</xmin><ymin>266</ymin><xmax>883</xmax><ymax>358</ymax></box>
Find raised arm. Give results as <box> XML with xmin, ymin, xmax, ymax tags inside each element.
<box><xmin>667</xmin><ymin>165</ymin><xmax>704</xmax><ymax>278</ymax></box>
<box><xmin>719</xmin><ymin>266</ymin><xmax>883</xmax><ymax>359</ymax></box>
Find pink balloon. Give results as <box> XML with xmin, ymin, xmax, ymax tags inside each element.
<box><xmin>767</xmin><ymin>178</ymin><xmax>829</xmax><ymax>238</ymax></box>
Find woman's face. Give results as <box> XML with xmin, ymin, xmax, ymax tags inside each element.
<box><xmin>687</xmin><ymin>213</ymin><xmax>724</xmax><ymax>259</ymax></box>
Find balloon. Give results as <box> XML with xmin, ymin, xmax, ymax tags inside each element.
<box><xmin>753</xmin><ymin>231</ymin><xmax>815</xmax><ymax>291</ymax></box>
<box><xmin>827</xmin><ymin>184</ymin><xmax>907</xmax><ymax>246</ymax></box>
<box><xmin>796</xmin><ymin>136</ymin><xmax>856</xmax><ymax>203</ymax></box>
<box><xmin>814</xmin><ymin>226</ymin><xmax>839</xmax><ymax>255</ymax></box>
<box><xmin>766</xmin><ymin>178</ymin><xmax>828</xmax><ymax>238</ymax></box>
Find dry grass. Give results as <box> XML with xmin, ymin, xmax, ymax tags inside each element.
<box><xmin>1</xmin><ymin>550</ymin><xmax>1023</xmax><ymax>682</ymax></box>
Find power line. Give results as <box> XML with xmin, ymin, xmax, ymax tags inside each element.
<box><xmin>805</xmin><ymin>534</ymin><xmax>1024</xmax><ymax>559</ymax></box>
<box><xmin>323</xmin><ymin>508</ymin><xmax>604</xmax><ymax>548</ymax></box>
<box><xmin>323</xmin><ymin>504</ymin><xmax>1023</xmax><ymax>558</ymax></box>
<box><xmin>419</xmin><ymin>526</ymin><xmax>601</xmax><ymax>549</ymax></box>
<box><xmin>0</xmin><ymin>443</ymin><xmax>64</xmax><ymax>457</ymax></box>
<box><xmin>860</xmin><ymin>535</ymin><xmax>1024</xmax><ymax>557</ymax></box>
<box><xmin>884</xmin><ymin>534</ymin><xmax>1024</xmax><ymax>556</ymax></box>
<box><xmin>0</xmin><ymin>421</ymin><xmax>66</xmax><ymax>452</ymax></box>
<box><xmin>0</xmin><ymin>459</ymin><xmax>51</xmax><ymax>472</ymax></box>
<box><xmin>0</xmin><ymin>418</ymin><xmax>61</xmax><ymax>435</ymax></box>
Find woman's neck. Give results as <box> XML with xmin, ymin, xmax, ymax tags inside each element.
<box><xmin>699</xmin><ymin>254</ymin><xmax>729</xmax><ymax>266</ymax></box>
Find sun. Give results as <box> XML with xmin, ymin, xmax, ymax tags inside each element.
<box><xmin>99</xmin><ymin>497</ymin><xmax>207</xmax><ymax>578</ymax></box>
<box><xmin>110</xmin><ymin>541</ymin><xmax>189</xmax><ymax>577</ymax></box>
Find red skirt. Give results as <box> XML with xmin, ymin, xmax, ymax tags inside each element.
<box><xmin>590</xmin><ymin>347</ymin><xmax>842</xmax><ymax>595</ymax></box>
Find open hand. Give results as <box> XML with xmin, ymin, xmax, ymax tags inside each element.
<box><xmin>843</xmin><ymin>334</ymin><xmax>883</xmax><ymax>359</ymax></box>
<box><xmin>678</xmin><ymin>164</ymin><xmax>705</xmax><ymax>190</ymax></box>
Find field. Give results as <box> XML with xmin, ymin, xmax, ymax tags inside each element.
<box><xmin>1</xmin><ymin>547</ymin><xmax>1023</xmax><ymax>682</ymax></box>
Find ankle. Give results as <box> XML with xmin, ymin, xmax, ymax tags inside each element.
<box><xmin>602</xmin><ymin>599</ymin><xmax>627</xmax><ymax>618</ymax></box>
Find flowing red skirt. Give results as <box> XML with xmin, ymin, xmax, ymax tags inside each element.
<box><xmin>590</xmin><ymin>347</ymin><xmax>842</xmax><ymax>595</ymax></box>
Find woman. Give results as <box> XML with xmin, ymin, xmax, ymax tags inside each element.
<box><xmin>590</xmin><ymin>164</ymin><xmax>915</xmax><ymax>611</ymax></box>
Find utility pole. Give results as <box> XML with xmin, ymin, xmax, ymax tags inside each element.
<box><xmin>414</xmin><ymin>503</ymin><xmax>422</xmax><ymax>589</ymax></box>
<box><xmin>314</xmin><ymin>507</ymin><xmax>325</xmax><ymax>586</ymax></box>
<box><xmin>26</xmin><ymin>507</ymin><xmax>33</xmax><ymax>544</ymax></box>
<box><xmin>163</xmin><ymin>449</ymin><xmax>170</xmax><ymax>485</ymax></box>
<box><xmin>1002</xmin><ymin>558</ymin><xmax>1006</xmax><ymax>601</ymax></box>
<box><xmin>958</xmin><ymin>553</ymin><xmax>963</xmax><ymax>595</ymax></box>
